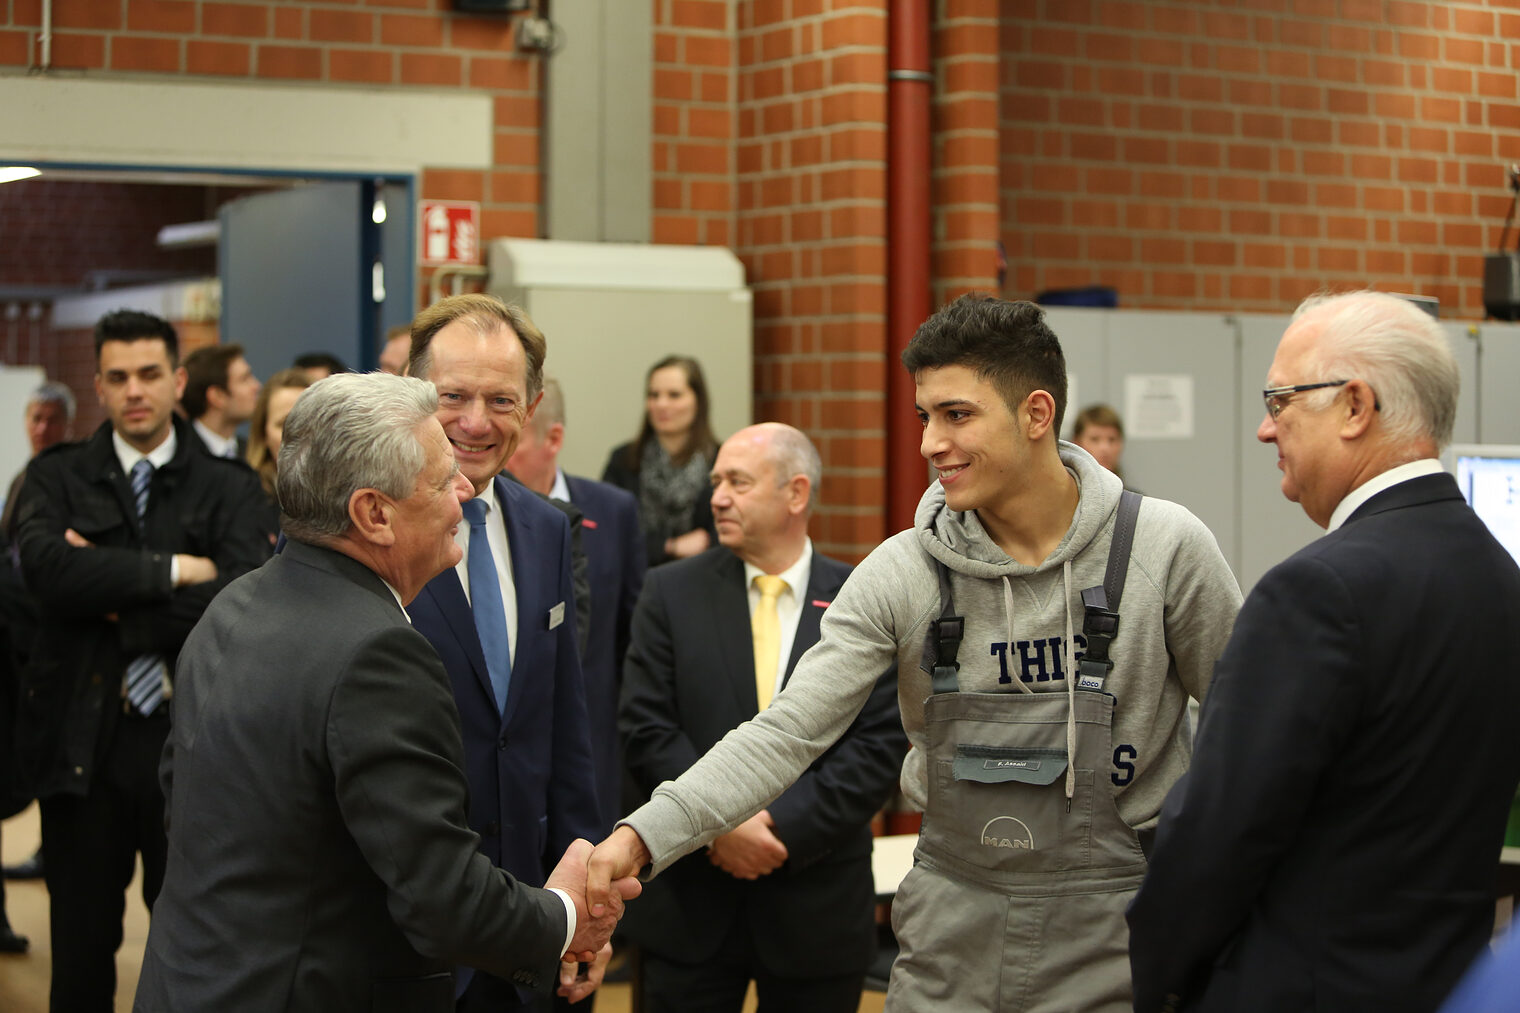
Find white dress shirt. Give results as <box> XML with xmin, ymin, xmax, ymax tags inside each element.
<box><xmin>1326</xmin><ymin>458</ymin><xmax>1444</xmax><ymax>532</ymax></box>
<box><xmin>452</xmin><ymin>480</ymin><xmax>519</xmax><ymax>663</ymax></box>
<box><xmin>743</xmin><ymin>539</ymin><xmax>814</xmax><ymax>700</ymax></box>
<box><xmin>112</xmin><ymin>427</ymin><xmax>181</xmax><ymax>585</ymax></box>
<box><xmin>549</xmin><ymin>468</ymin><xmax>571</xmax><ymax>504</ymax></box>
<box><xmin>192</xmin><ymin>418</ymin><xmax>239</xmax><ymax>459</ymax></box>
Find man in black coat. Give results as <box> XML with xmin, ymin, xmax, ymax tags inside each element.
<box><xmin>1128</xmin><ymin>291</ymin><xmax>1520</xmax><ymax>1013</ymax></box>
<box><xmin>619</xmin><ymin>422</ymin><xmax>907</xmax><ymax>1013</ymax></box>
<box><xmin>135</xmin><ymin>373</ymin><xmax>636</xmax><ymax>1012</ymax></box>
<box><xmin>12</xmin><ymin>311</ymin><xmax>270</xmax><ymax>1011</ymax></box>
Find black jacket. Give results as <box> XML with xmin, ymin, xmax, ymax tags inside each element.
<box><xmin>600</xmin><ymin>440</ymin><xmax>716</xmax><ymax>568</ymax></box>
<box><xmin>13</xmin><ymin>416</ymin><xmax>270</xmax><ymax>798</ymax></box>
<box><xmin>1128</xmin><ymin>474</ymin><xmax>1520</xmax><ymax>1013</ymax></box>
<box><xmin>618</xmin><ymin>547</ymin><xmax>906</xmax><ymax>977</ymax></box>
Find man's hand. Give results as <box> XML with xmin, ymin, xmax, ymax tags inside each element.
<box><xmin>173</xmin><ymin>554</ymin><xmax>218</xmax><ymax>587</ymax></box>
<box><xmin>664</xmin><ymin>528</ymin><xmax>711</xmax><ymax>560</ymax></box>
<box><xmin>557</xmin><ymin>943</ymin><xmax>612</xmax><ymax>1004</ymax></box>
<box><xmin>64</xmin><ymin>528</ymin><xmax>94</xmax><ymax>548</ymax></box>
<box><xmin>545</xmin><ymin>838</ymin><xmax>641</xmax><ymax>963</ymax></box>
<box><xmin>707</xmin><ymin>810</ymin><xmax>788</xmax><ymax>880</ymax></box>
<box><xmin>586</xmin><ymin>825</ymin><xmax>652</xmax><ymax>921</ymax></box>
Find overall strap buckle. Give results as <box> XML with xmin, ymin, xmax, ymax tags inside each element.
<box><xmin>921</xmin><ymin>560</ymin><xmax>964</xmax><ymax>695</ymax></box>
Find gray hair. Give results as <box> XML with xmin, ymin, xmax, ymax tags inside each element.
<box><xmin>1293</xmin><ymin>290</ymin><xmax>1459</xmax><ymax>451</ymax></box>
<box><xmin>529</xmin><ymin>376</ymin><xmax>565</xmax><ymax>433</ymax></box>
<box><xmin>277</xmin><ymin>372</ymin><xmax>439</xmax><ymax>543</ymax></box>
<box><xmin>761</xmin><ymin>423</ymin><xmax>822</xmax><ymax>512</ymax></box>
<box><xmin>28</xmin><ymin>380</ymin><xmax>76</xmax><ymax>422</ymax></box>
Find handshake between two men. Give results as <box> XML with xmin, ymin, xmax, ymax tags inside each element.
<box><xmin>546</xmin><ymin>838</ymin><xmax>644</xmax><ymax>1003</ymax></box>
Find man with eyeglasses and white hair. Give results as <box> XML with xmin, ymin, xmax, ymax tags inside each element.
<box><xmin>1129</xmin><ymin>291</ymin><xmax>1520</xmax><ymax>1013</ymax></box>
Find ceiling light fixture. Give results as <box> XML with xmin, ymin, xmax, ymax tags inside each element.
<box><xmin>0</xmin><ymin>167</ymin><xmax>41</xmax><ymax>184</ymax></box>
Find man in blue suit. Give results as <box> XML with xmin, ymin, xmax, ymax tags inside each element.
<box><xmin>508</xmin><ymin>377</ymin><xmax>646</xmax><ymax>837</ymax></box>
<box><xmin>405</xmin><ymin>295</ymin><xmax>602</xmax><ymax>1011</ymax></box>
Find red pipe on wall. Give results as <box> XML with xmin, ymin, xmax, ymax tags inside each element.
<box><xmin>886</xmin><ymin>0</ymin><xmax>934</xmax><ymax>534</ymax></box>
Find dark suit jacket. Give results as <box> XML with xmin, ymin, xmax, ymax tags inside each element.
<box><xmin>504</xmin><ymin>470</ymin><xmax>591</xmax><ymax>656</ymax></box>
<box><xmin>618</xmin><ymin>546</ymin><xmax>907</xmax><ymax>978</ymax></box>
<box><xmin>133</xmin><ymin>540</ymin><xmax>566</xmax><ymax>1013</ymax></box>
<box><xmin>12</xmin><ymin>417</ymin><xmax>269</xmax><ymax>797</ymax></box>
<box><xmin>563</xmin><ymin>473</ymin><xmax>646</xmax><ymax>834</ymax></box>
<box><xmin>408</xmin><ymin>474</ymin><xmax>599</xmax><ymax>881</ymax></box>
<box><xmin>1128</xmin><ymin>474</ymin><xmax>1520</xmax><ymax>1013</ymax></box>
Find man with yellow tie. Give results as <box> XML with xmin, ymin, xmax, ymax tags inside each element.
<box><xmin>617</xmin><ymin>422</ymin><xmax>907</xmax><ymax>1013</ymax></box>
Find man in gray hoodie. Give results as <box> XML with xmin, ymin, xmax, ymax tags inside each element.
<box><xmin>589</xmin><ymin>295</ymin><xmax>1242</xmax><ymax>1012</ymax></box>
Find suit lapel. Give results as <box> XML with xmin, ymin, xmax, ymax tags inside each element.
<box><xmin>781</xmin><ymin>555</ymin><xmax>845</xmax><ymax>690</ymax></box>
<box><xmin>497</xmin><ymin>476</ymin><xmax>534</xmax><ymax>726</ymax></box>
<box><xmin>708</xmin><ymin>552</ymin><xmax>759</xmax><ymax>716</ymax></box>
<box><xmin>421</xmin><ymin>571</ymin><xmax>497</xmax><ymax>711</ymax></box>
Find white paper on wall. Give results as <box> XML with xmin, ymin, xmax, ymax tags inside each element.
<box><xmin>1125</xmin><ymin>374</ymin><xmax>1194</xmax><ymax>439</ymax></box>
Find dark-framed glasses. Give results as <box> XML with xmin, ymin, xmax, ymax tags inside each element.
<box><xmin>1262</xmin><ymin>380</ymin><xmax>1349</xmax><ymax>419</ymax></box>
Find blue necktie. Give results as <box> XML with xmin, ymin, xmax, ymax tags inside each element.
<box><xmin>462</xmin><ymin>497</ymin><xmax>512</xmax><ymax>714</ymax></box>
<box><xmin>124</xmin><ymin>459</ymin><xmax>167</xmax><ymax>715</ymax></box>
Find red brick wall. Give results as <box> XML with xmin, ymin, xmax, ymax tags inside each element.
<box><xmin>0</xmin><ymin>2</ymin><xmax>542</xmax><ymax>248</ymax></box>
<box><xmin>935</xmin><ymin>0</ymin><xmax>1002</xmax><ymax>304</ymax></box>
<box><xmin>733</xmin><ymin>0</ymin><xmax>891</xmax><ymax>560</ymax></box>
<box><xmin>0</xmin><ymin>179</ymin><xmax>220</xmax><ymax>288</ymax></box>
<box><xmin>1000</xmin><ymin>1</ymin><xmax>1520</xmax><ymax>317</ymax></box>
<box><xmin>653</xmin><ymin>0</ymin><xmax>735</xmax><ymax>248</ymax></box>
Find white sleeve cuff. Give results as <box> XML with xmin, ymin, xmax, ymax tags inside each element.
<box><xmin>547</xmin><ymin>887</ymin><xmax>576</xmax><ymax>956</ymax></box>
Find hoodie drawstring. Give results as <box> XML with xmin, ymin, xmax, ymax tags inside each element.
<box><xmin>1062</xmin><ymin>559</ymin><xmax>1076</xmax><ymax>805</ymax></box>
<box><xmin>999</xmin><ymin>568</ymin><xmax>1078</xmax><ymax>803</ymax></box>
<box><xmin>1001</xmin><ymin>576</ymin><xmax>1034</xmax><ymax>696</ymax></box>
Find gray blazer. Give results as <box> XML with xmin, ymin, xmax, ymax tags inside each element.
<box><xmin>134</xmin><ymin>540</ymin><xmax>567</xmax><ymax>1013</ymax></box>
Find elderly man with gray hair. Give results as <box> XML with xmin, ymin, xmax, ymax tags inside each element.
<box><xmin>2</xmin><ymin>379</ymin><xmax>76</xmax><ymax>540</ymax></box>
<box><xmin>1129</xmin><ymin>291</ymin><xmax>1520</xmax><ymax>1013</ymax></box>
<box><xmin>135</xmin><ymin>372</ymin><xmax>638</xmax><ymax>1012</ymax></box>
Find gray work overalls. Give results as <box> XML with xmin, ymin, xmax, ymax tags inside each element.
<box><xmin>888</xmin><ymin>492</ymin><xmax>1145</xmax><ymax>1012</ymax></box>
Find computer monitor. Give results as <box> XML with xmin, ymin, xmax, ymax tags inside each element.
<box><xmin>1445</xmin><ymin>444</ymin><xmax>1520</xmax><ymax>566</ymax></box>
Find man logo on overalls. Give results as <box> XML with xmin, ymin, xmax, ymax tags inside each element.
<box><xmin>981</xmin><ymin>815</ymin><xmax>1035</xmax><ymax>850</ymax></box>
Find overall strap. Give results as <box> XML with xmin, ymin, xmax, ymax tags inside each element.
<box><xmin>920</xmin><ymin>559</ymin><xmax>964</xmax><ymax>695</ymax></box>
<box><xmin>1077</xmin><ymin>490</ymin><xmax>1142</xmax><ymax>692</ymax></box>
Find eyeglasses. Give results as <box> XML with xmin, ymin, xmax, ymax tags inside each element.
<box><xmin>1261</xmin><ymin>380</ymin><xmax>1349</xmax><ymax>420</ymax></box>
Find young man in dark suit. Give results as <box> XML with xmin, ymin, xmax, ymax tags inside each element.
<box><xmin>403</xmin><ymin>295</ymin><xmax>603</xmax><ymax>1010</ymax></box>
<box><xmin>618</xmin><ymin>422</ymin><xmax>907</xmax><ymax>1013</ymax></box>
<box><xmin>1128</xmin><ymin>291</ymin><xmax>1520</xmax><ymax>1013</ymax></box>
<box><xmin>508</xmin><ymin>377</ymin><xmax>647</xmax><ymax>838</ymax></box>
<box><xmin>14</xmin><ymin>310</ymin><xmax>270</xmax><ymax>1011</ymax></box>
<box><xmin>135</xmin><ymin>372</ymin><xmax>637</xmax><ymax>1012</ymax></box>
<box><xmin>181</xmin><ymin>342</ymin><xmax>261</xmax><ymax>460</ymax></box>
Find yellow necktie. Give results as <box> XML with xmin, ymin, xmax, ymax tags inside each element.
<box><xmin>752</xmin><ymin>575</ymin><xmax>787</xmax><ymax>711</ymax></box>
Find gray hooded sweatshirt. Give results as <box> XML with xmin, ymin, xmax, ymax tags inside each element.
<box><xmin>626</xmin><ymin>443</ymin><xmax>1242</xmax><ymax>875</ymax></box>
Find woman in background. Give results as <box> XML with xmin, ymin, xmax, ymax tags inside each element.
<box><xmin>1072</xmin><ymin>402</ymin><xmax>1128</xmax><ymax>484</ymax></box>
<box><xmin>602</xmin><ymin>355</ymin><xmax>719</xmax><ymax>567</ymax></box>
<box><xmin>245</xmin><ymin>368</ymin><xmax>312</xmax><ymax>542</ymax></box>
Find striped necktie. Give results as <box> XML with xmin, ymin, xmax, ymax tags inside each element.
<box><xmin>124</xmin><ymin>459</ymin><xmax>167</xmax><ymax>715</ymax></box>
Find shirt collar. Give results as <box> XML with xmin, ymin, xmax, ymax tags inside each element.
<box><xmin>1326</xmin><ymin>458</ymin><xmax>1444</xmax><ymax>532</ymax></box>
<box><xmin>112</xmin><ymin>426</ymin><xmax>177</xmax><ymax>475</ymax></box>
<box><xmin>473</xmin><ymin>476</ymin><xmax>500</xmax><ymax>519</ymax></box>
<box><xmin>742</xmin><ymin>538</ymin><xmax>813</xmax><ymax>596</ymax></box>
<box><xmin>193</xmin><ymin>418</ymin><xmax>238</xmax><ymax>459</ymax></box>
<box><xmin>549</xmin><ymin>468</ymin><xmax>571</xmax><ymax>503</ymax></box>
<box><xmin>378</xmin><ymin>578</ymin><xmax>411</xmax><ymax>623</ymax></box>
